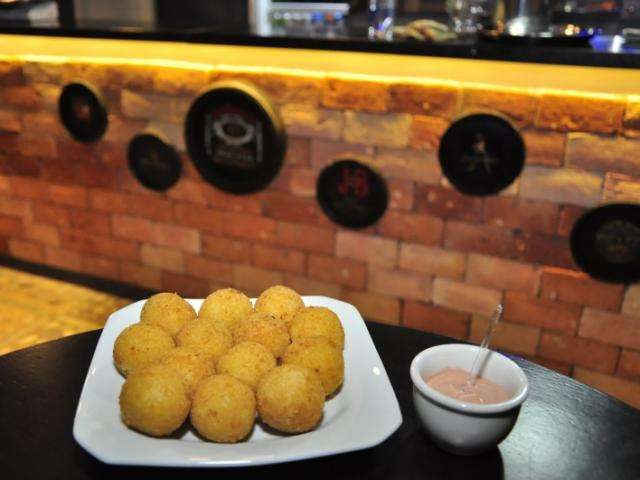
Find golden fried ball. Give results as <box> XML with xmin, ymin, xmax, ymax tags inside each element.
<box><xmin>257</xmin><ymin>364</ymin><xmax>324</xmax><ymax>434</ymax></box>
<box><xmin>190</xmin><ymin>374</ymin><xmax>256</xmax><ymax>443</ymax></box>
<box><xmin>233</xmin><ymin>312</ymin><xmax>290</xmax><ymax>359</ymax></box>
<box><xmin>140</xmin><ymin>292</ymin><xmax>196</xmax><ymax>337</ymax></box>
<box><xmin>290</xmin><ymin>307</ymin><xmax>345</xmax><ymax>350</ymax></box>
<box><xmin>255</xmin><ymin>285</ymin><xmax>304</xmax><ymax>328</ymax></box>
<box><xmin>198</xmin><ymin>288</ymin><xmax>253</xmax><ymax>334</ymax></box>
<box><xmin>283</xmin><ymin>337</ymin><xmax>344</xmax><ymax>397</ymax></box>
<box><xmin>176</xmin><ymin>319</ymin><xmax>232</xmax><ymax>362</ymax></box>
<box><xmin>113</xmin><ymin>324</ymin><xmax>175</xmax><ymax>377</ymax></box>
<box><xmin>217</xmin><ymin>342</ymin><xmax>276</xmax><ymax>391</ymax></box>
<box><xmin>119</xmin><ymin>364</ymin><xmax>190</xmax><ymax>436</ymax></box>
<box><xmin>159</xmin><ymin>347</ymin><xmax>215</xmax><ymax>398</ymax></box>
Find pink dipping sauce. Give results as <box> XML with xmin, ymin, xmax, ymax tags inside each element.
<box><xmin>425</xmin><ymin>368</ymin><xmax>510</xmax><ymax>404</ymax></box>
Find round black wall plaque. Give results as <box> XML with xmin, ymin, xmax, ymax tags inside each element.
<box><xmin>185</xmin><ymin>81</ymin><xmax>286</xmax><ymax>195</ymax></box>
<box><xmin>317</xmin><ymin>160</ymin><xmax>388</xmax><ymax>229</ymax></box>
<box><xmin>58</xmin><ymin>82</ymin><xmax>108</xmax><ymax>142</ymax></box>
<box><xmin>571</xmin><ymin>203</ymin><xmax>640</xmax><ymax>284</ymax></box>
<box><xmin>439</xmin><ymin>113</ymin><xmax>525</xmax><ymax>196</ymax></box>
<box><xmin>128</xmin><ymin>133</ymin><xmax>181</xmax><ymax>192</ymax></box>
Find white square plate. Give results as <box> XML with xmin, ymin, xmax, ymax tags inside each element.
<box><xmin>73</xmin><ymin>296</ymin><xmax>402</xmax><ymax>467</ymax></box>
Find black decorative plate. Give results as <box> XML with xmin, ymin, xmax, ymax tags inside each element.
<box><xmin>128</xmin><ymin>133</ymin><xmax>182</xmax><ymax>192</ymax></box>
<box><xmin>58</xmin><ymin>82</ymin><xmax>108</xmax><ymax>143</ymax></box>
<box><xmin>571</xmin><ymin>204</ymin><xmax>640</xmax><ymax>284</ymax></box>
<box><xmin>185</xmin><ymin>80</ymin><xmax>286</xmax><ymax>195</ymax></box>
<box><xmin>439</xmin><ymin>114</ymin><xmax>525</xmax><ymax>196</ymax></box>
<box><xmin>317</xmin><ymin>160</ymin><xmax>388</xmax><ymax>229</ymax></box>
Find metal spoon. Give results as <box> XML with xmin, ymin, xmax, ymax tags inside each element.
<box><xmin>466</xmin><ymin>303</ymin><xmax>504</xmax><ymax>387</ymax></box>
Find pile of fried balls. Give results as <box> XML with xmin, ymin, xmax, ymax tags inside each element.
<box><xmin>113</xmin><ymin>286</ymin><xmax>345</xmax><ymax>443</ymax></box>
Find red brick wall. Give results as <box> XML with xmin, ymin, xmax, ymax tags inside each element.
<box><xmin>1</xmin><ymin>57</ymin><xmax>640</xmax><ymax>408</ymax></box>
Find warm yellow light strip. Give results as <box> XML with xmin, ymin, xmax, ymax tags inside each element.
<box><xmin>0</xmin><ymin>34</ymin><xmax>639</xmax><ymax>95</ymax></box>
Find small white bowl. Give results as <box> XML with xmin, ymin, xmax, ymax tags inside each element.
<box><xmin>410</xmin><ymin>344</ymin><xmax>529</xmax><ymax>455</ymax></box>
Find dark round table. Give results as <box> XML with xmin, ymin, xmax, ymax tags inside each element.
<box><xmin>1</xmin><ymin>323</ymin><xmax>639</xmax><ymax>480</ymax></box>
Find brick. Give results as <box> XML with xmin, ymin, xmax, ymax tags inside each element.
<box><xmin>389</xmin><ymin>82</ymin><xmax>459</xmax><ymax>119</ymax></box>
<box><xmin>399</xmin><ymin>243</ymin><xmax>465</xmax><ymax>280</ymax></box>
<box><xmin>0</xmin><ymin>85</ymin><xmax>41</xmax><ymax>109</ymax></box>
<box><xmin>403</xmin><ymin>301</ymin><xmax>470</xmax><ymax>339</ymax></box>
<box><xmin>522</xmin><ymin>130</ymin><xmax>565</xmax><ymax>167</ymax></box>
<box><xmin>0</xmin><ymin>61</ymin><xmax>24</xmax><ymax>85</ymax></box>
<box><xmin>409</xmin><ymin>115</ymin><xmax>449</xmax><ymax>151</ymax></box>
<box><xmin>263</xmin><ymin>192</ymin><xmax>318</xmax><ymax>224</ymax></box>
<box><xmin>603</xmin><ymin>172</ymin><xmax>640</xmax><ymax>204</ymax></box>
<box><xmin>514</xmin><ymin>231</ymin><xmax>576</xmax><ymax>270</ymax></box>
<box><xmin>540</xmin><ymin>267</ymin><xmax>624</xmax><ymax>311</ymax></box>
<box><xmin>1</xmin><ymin>153</ymin><xmax>41</xmax><ymax>178</ymax></box>
<box><xmin>252</xmin><ymin>244</ymin><xmax>306</xmax><ymax>275</ymax></box>
<box><xmin>0</xmin><ymin>195</ymin><xmax>30</xmax><ymax>218</ymax></box>
<box><xmin>69</xmin><ymin>209</ymin><xmax>111</xmax><ymax>236</ymax></box>
<box><xmin>484</xmin><ymin>196</ymin><xmax>558</xmax><ymax>234</ymax></box>
<box><xmin>574</xmin><ymin>368</ymin><xmax>640</xmax><ymax>410</ymax></box>
<box><xmin>504</xmin><ymin>291</ymin><xmax>580</xmax><ymax>334</ymax></box>
<box><xmin>566</xmin><ymin>133</ymin><xmax>640</xmax><ymax>176</ymax></box>
<box><xmin>276</xmin><ymin>221</ymin><xmax>335</xmax><ymax>254</ymax></box>
<box><xmin>32</xmin><ymin>203</ymin><xmax>71</xmax><ymax>227</ymax></box>
<box><xmin>433</xmin><ymin>278</ymin><xmax>502</xmax><ymax>317</ymax></box>
<box><xmin>88</xmin><ymin>190</ymin><xmax>129</xmax><ymax>214</ymax></box>
<box><xmin>224</xmin><ymin>214</ymin><xmax>277</xmax><ymax>242</ymax></box>
<box><xmin>112</xmin><ymin>214</ymin><xmax>154</xmax><ymax>242</ymax></box>
<box><xmin>280</xmin><ymin>104</ymin><xmax>343</xmax><ymax>140</ymax></box>
<box><xmin>307</xmin><ymin>254</ymin><xmax>366</xmax><ymax>289</ymax></box>
<box><xmin>340</xmin><ymin>290</ymin><xmax>400</xmax><ymax>325</ymax></box>
<box><xmin>622</xmin><ymin>285</ymin><xmax>640</xmax><ymax>318</ymax></box>
<box><xmin>184</xmin><ymin>254</ymin><xmax>234</xmax><ymax>283</ymax></box>
<box><xmin>31</xmin><ymin>83</ymin><xmax>61</xmax><ymax>111</ymax></box>
<box><xmin>61</xmin><ymin>229</ymin><xmax>139</xmax><ymax>261</ymax></box>
<box><xmin>519</xmin><ymin>166</ymin><xmax>603</xmax><ymax>207</ymax></box>
<box><xmin>162</xmin><ymin>177</ymin><xmax>207</xmax><ymax>205</ymax></box>
<box><xmin>0</xmin><ymin>215</ymin><xmax>22</xmax><ymax>236</ymax></box>
<box><xmin>536</xmin><ymin>92</ymin><xmax>625</xmax><ymax>134</ymax></box>
<box><xmin>173</xmin><ymin>202</ymin><xmax>226</xmax><ymax>234</ymax></box>
<box><xmin>39</xmin><ymin>156</ymin><xmax>75</xmax><ymax>184</ymax></box>
<box><xmin>322</xmin><ymin>78</ymin><xmax>389</xmax><ymax>112</ymax></box>
<box><xmin>344</xmin><ymin>111</ymin><xmax>412</xmax><ymax>148</ymax></box>
<box><xmin>219</xmin><ymin>71</ymin><xmax>324</xmax><ymax>105</ymax></box>
<box><xmin>285</xmin><ymin>137</ymin><xmax>311</xmax><ymax>166</ymax></box>
<box><xmin>0</xmin><ymin>175</ymin><xmax>10</xmax><ymax>194</ymax></box>
<box><xmin>44</xmin><ymin>246</ymin><xmax>82</xmax><ymax>272</ymax></box>
<box><xmin>580</xmin><ymin>308</ymin><xmax>640</xmax><ymax>350</ymax></box>
<box><xmin>289</xmin><ymin>169</ymin><xmax>317</xmax><ymax>198</ymax></box>
<box><xmin>153</xmin><ymin>66</ymin><xmax>212</xmax><ymax>95</ymax></box>
<box><xmin>8</xmin><ymin>238</ymin><xmax>43</xmax><ymax>263</ymax></box>
<box><xmin>75</xmin><ymin>163</ymin><xmax>118</xmax><ymax>189</ymax></box>
<box><xmin>310</xmin><ymin>139</ymin><xmax>374</xmax><ymax>169</ymax></box>
<box><xmin>623</xmin><ymin>96</ymin><xmax>640</xmax><ymax>136</ymax></box>
<box><xmin>471</xmin><ymin>316</ymin><xmax>540</xmax><ymax>355</ymax></box>
<box><xmin>336</xmin><ymin>231</ymin><xmax>397</xmax><ymax>268</ymax></box>
<box><xmin>161</xmin><ymin>272</ymin><xmax>211</xmax><ymax>298</ymax></box>
<box><xmin>466</xmin><ymin>254</ymin><xmax>538</xmax><ymax>294</ymax></box>
<box><xmin>444</xmin><ymin>221</ymin><xmax>514</xmax><ymax>258</ymax></box>
<box><xmin>17</xmin><ymin>135</ymin><xmax>57</xmax><ymax>158</ymax></box>
<box><xmin>0</xmin><ymin>110</ymin><xmax>21</xmax><ymax>134</ymax></box>
<box><xmin>121</xmin><ymin>90</ymin><xmax>187</xmax><ymax>124</ymax></box>
<box><xmin>618</xmin><ymin>350</ymin><xmax>640</xmax><ymax>380</ymax></box>
<box><xmin>206</xmin><ymin>189</ymin><xmax>263</xmax><ymax>215</ymax></box>
<box><xmin>539</xmin><ymin>332</ymin><xmax>619</xmax><ymax>374</ymax></box>
<box><xmin>463</xmin><ymin>86</ymin><xmax>539</xmax><ymax>127</ymax></box>
<box><xmin>80</xmin><ymin>256</ymin><xmax>120</xmax><ymax>281</ymax></box>
<box><xmin>21</xmin><ymin>112</ymin><xmax>64</xmax><ymax>137</ymax></box>
<box><xmin>201</xmin><ymin>235</ymin><xmax>251</xmax><ymax>263</ymax></box>
<box><xmin>387</xmin><ymin>179</ymin><xmax>414</xmax><ymax>210</ymax></box>
<box><xmin>283</xmin><ymin>274</ymin><xmax>341</xmax><ymax>298</ymax></box>
<box><xmin>154</xmin><ymin>223</ymin><xmax>201</xmax><ymax>254</ymax></box>
<box><xmin>128</xmin><ymin>194</ymin><xmax>174</xmax><ymax>222</ymax></box>
<box><xmin>368</xmin><ymin>268</ymin><xmax>431</xmax><ymax>301</ymax></box>
<box><xmin>141</xmin><ymin>244</ymin><xmax>185</xmax><ymax>273</ymax></box>
<box><xmin>373</xmin><ymin>148</ymin><xmax>441</xmax><ymax>184</ymax></box>
<box><xmin>48</xmin><ymin>185</ymin><xmax>88</xmax><ymax>207</ymax></box>
<box><xmin>378</xmin><ymin>211</ymin><xmax>443</xmax><ymax>245</ymax></box>
<box><xmin>22</xmin><ymin>61</ymin><xmax>62</xmax><ymax>84</ymax></box>
<box><xmin>120</xmin><ymin>263</ymin><xmax>162</xmax><ymax>290</ymax></box>
<box><xmin>558</xmin><ymin>205</ymin><xmax>587</xmax><ymax>237</ymax></box>
<box><xmin>415</xmin><ymin>185</ymin><xmax>483</xmax><ymax>222</ymax></box>
<box><xmin>233</xmin><ymin>265</ymin><xmax>284</xmax><ymax>297</ymax></box>
<box><xmin>22</xmin><ymin>223</ymin><xmax>60</xmax><ymax>247</ymax></box>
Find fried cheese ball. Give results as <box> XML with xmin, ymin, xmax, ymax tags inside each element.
<box><xmin>217</xmin><ymin>342</ymin><xmax>276</xmax><ymax>391</ymax></box>
<box><xmin>140</xmin><ymin>292</ymin><xmax>196</xmax><ymax>337</ymax></box>
<box><xmin>255</xmin><ymin>285</ymin><xmax>304</xmax><ymax>328</ymax></box>
<box><xmin>198</xmin><ymin>288</ymin><xmax>253</xmax><ymax>334</ymax></box>
<box><xmin>176</xmin><ymin>318</ymin><xmax>232</xmax><ymax>362</ymax></box>
<box><xmin>113</xmin><ymin>323</ymin><xmax>175</xmax><ymax>377</ymax></box>
<box><xmin>283</xmin><ymin>337</ymin><xmax>344</xmax><ymax>397</ymax></box>
<box><xmin>159</xmin><ymin>347</ymin><xmax>215</xmax><ymax>398</ymax></box>
<box><xmin>233</xmin><ymin>311</ymin><xmax>290</xmax><ymax>359</ymax></box>
<box><xmin>257</xmin><ymin>364</ymin><xmax>324</xmax><ymax>434</ymax></box>
<box><xmin>290</xmin><ymin>306</ymin><xmax>345</xmax><ymax>350</ymax></box>
<box><xmin>190</xmin><ymin>374</ymin><xmax>256</xmax><ymax>443</ymax></box>
<box><xmin>119</xmin><ymin>364</ymin><xmax>190</xmax><ymax>436</ymax></box>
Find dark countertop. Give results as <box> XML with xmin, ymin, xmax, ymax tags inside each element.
<box><xmin>0</xmin><ymin>2</ymin><xmax>639</xmax><ymax>69</ymax></box>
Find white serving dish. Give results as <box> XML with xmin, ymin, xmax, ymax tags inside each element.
<box><xmin>410</xmin><ymin>343</ymin><xmax>529</xmax><ymax>456</ymax></box>
<box><xmin>73</xmin><ymin>296</ymin><xmax>402</xmax><ymax>467</ymax></box>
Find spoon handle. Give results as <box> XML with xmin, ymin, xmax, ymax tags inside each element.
<box><xmin>468</xmin><ymin>304</ymin><xmax>503</xmax><ymax>383</ymax></box>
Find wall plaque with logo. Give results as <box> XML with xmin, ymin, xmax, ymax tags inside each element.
<box><xmin>58</xmin><ymin>82</ymin><xmax>108</xmax><ymax>143</ymax></box>
<box><xmin>439</xmin><ymin>114</ymin><xmax>525</xmax><ymax>196</ymax></box>
<box><xmin>571</xmin><ymin>204</ymin><xmax>640</xmax><ymax>284</ymax></box>
<box><xmin>128</xmin><ymin>133</ymin><xmax>181</xmax><ymax>192</ymax></box>
<box><xmin>185</xmin><ymin>81</ymin><xmax>286</xmax><ymax>195</ymax></box>
<box><xmin>317</xmin><ymin>160</ymin><xmax>388</xmax><ymax>229</ymax></box>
